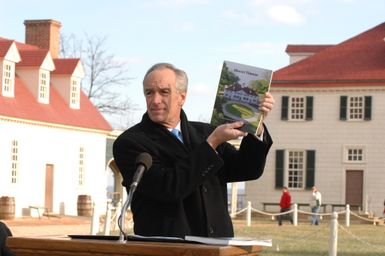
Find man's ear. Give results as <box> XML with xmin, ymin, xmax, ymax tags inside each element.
<box><xmin>179</xmin><ymin>92</ymin><xmax>187</xmax><ymax>106</ymax></box>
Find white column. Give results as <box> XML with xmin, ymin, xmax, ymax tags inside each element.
<box><xmin>103</xmin><ymin>200</ymin><xmax>112</xmax><ymax>235</ymax></box>
<box><xmin>231</xmin><ymin>183</ymin><xmax>238</xmax><ymax>217</ymax></box>
<box><xmin>90</xmin><ymin>202</ymin><xmax>99</xmax><ymax>235</ymax></box>
<box><xmin>328</xmin><ymin>212</ymin><xmax>338</xmax><ymax>256</ymax></box>
<box><xmin>246</xmin><ymin>201</ymin><xmax>252</xmax><ymax>227</ymax></box>
<box><xmin>345</xmin><ymin>204</ymin><xmax>350</xmax><ymax>227</ymax></box>
<box><xmin>293</xmin><ymin>203</ymin><xmax>298</xmax><ymax>226</ymax></box>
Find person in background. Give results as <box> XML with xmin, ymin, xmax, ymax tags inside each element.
<box><xmin>113</xmin><ymin>62</ymin><xmax>274</xmax><ymax>238</ymax></box>
<box><xmin>278</xmin><ymin>186</ymin><xmax>293</xmax><ymax>225</ymax></box>
<box><xmin>310</xmin><ymin>186</ymin><xmax>322</xmax><ymax>225</ymax></box>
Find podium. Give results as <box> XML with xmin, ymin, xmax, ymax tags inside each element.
<box><xmin>6</xmin><ymin>237</ymin><xmax>262</xmax><ymax>256</ymax></box>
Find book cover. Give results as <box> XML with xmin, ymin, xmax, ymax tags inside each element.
<box><xmin>210</xmin><ymin>60</ymin><xmax>273</xmax><ymax>134</ymax></box>
<box><xmin>184</xmin><ymin>235</ymin><xmax>272</xmax><ymax>247</ymax></box>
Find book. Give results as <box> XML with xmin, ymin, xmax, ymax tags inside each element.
<box><xmin>210</xmin><ymin>60</ymin><xmax>273</xmax><ymax>134</ymax></box>
<box><xmin>184</xmin><ymin>235</ymin><xmax>272</xmax><ymax>247</ymax></box>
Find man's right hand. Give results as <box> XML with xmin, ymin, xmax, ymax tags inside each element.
<box><xmin>207</xmin><ymin>121</ymin><xmax>247</xmax><ymax>150</ymax></box>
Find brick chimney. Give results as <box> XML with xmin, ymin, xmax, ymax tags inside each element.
<box><xmin>24</xmin><ymin>19</ymin><xmax>62</xmax><ymax>58</ymax></box>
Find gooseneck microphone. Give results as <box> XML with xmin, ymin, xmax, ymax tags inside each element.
<box><xmin>119</xmin><ymin>152</ymin><xmax>153</xmax><ymax>242</ymax></box>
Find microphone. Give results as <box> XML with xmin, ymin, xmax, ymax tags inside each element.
<box><xmin>129</xmin><ymin>152</ymin><xmax>153</xmax><ymax>191</ymax></box>
<box><xmin>119</xmin><ymin>152</ymin><xmax>152</xmax><ymax>242</ymax></box>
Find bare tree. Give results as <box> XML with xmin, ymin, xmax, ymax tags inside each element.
<box><xmin>60</xmin><ymin>33</ymin><xmax>136</xmax><ymax>128</ymax></box>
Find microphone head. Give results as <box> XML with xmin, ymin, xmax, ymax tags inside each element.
<box><xmin>135</xmin><ymin>152</ymin><xmax>153</xmax><ymax>170</ymax></box>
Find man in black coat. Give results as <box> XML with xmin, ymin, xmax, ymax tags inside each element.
<box><xmin>113</xmin><ymin>63</ymin><xmax>274</xmax><ymax>238</ymax></box>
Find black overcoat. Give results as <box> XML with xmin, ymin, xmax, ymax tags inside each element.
<box><xmin>113</xmin><ymin>110</ymin><xmax>272</xmax><ymax>238</ymax></box>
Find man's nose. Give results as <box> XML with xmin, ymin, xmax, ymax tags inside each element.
<box><xmin>152</xmin><ymin>92</ymin><xmax>162</xmax><ymax>103</ymax></box>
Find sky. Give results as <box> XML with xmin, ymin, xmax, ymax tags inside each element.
<box><xmin>1</xmin><ymin>0</ymin><xmax>384</xmax><ymax>129</ymax></box>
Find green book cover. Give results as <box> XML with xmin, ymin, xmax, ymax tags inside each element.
<box><xmin>210</xmin><ymin>60</ymin><xmax>273</xmax><ymax>134</ymax></box>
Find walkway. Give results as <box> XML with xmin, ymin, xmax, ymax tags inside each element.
<box><xmin>2</xmin><ymin>215</ymin><xmax>92</xmax><ymax>237</ymax></box>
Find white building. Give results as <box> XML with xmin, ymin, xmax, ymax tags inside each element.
<box><xmin>0</xmin><ymin>20</ymin><xmax>112</xmax><ymax>217</ymax></box>
<box><xmin>246</xmin><ymin>22</ymin><xmax>385</xmax><ymax>217</ymax></box>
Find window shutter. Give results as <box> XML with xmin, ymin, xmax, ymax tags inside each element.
<box><xmin>305</xmin><ymin>150</ymin><xmax>315</xmax><ymax>189</ymax></box>
<box><xmin>281</xmin><ymin>96</ymin><xmax>289</xmax><ymax>120</ymax></box>
<box><xmin>364</xmin><ymin>96</ymin><xmax>372</xmax><ymax>120</ymax></box>
<box><xmin>306</xmin><ymin>96</ymin><xmax>313</xmax><ymax>120</ymax></box>
<box><xmin>340</xmin><ymin>96</ymin><xmax>347</xmax><ymax>120</ymax></box>
<box><xmin>275</xmin><ymin>150</ymin><xmax>284</xmax><ymax>188</ymax></box>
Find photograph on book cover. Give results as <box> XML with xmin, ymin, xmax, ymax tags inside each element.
<box><xmin>210</xmin><ymin>60</ymin><xmax>273</xmax><ymax>134</ymax></box>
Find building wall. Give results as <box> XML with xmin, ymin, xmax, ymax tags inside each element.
<box><xmin>0</xmin><ymin>119</ymin><xmax>108</xmax><ymax>216</ymax></box>
<box><xmin>245</xmin><ymin>86</ymin><xmax>385</xmax><ymax>216</ymax></box>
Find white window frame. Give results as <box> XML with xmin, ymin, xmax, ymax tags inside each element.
<box><xmin>343</xmin><ymin>145</ymin><xmax>366</xmax><ymax>163</ymax></box>
<box><xmin>289</xmin><ymin>96</ymin><xmax>306</xmax><ymax>121</ymax></box>
<box><xmin>78</xmin><ymin>146</ymin><xmax>85</xmax><ymax>186</ymax></box>
<box><xmin>286</xmin><ymin>150</ymin><xmax>306</xmax><ymax>189</ymax></box>
<box><xmin>10</xmin><ymin>140</ymin><xmax>19</xmax><ymax>184</ymax></box>
<box><xmin>38</xmin><ymin>70</ymin><xmax>50</xmax><ymax>103</ymax></box>
<box><xmin>70</xmin><ymin>78</ymin><xmax>80</xmax><ymax>109</ymax></box>
<box><xmin>347</xmin><ymin>96</ymin><xmax>364</xmax><ymax>121</ymax></box>
<box><xmin>2</xmin><ymin>60</ymin><xmax>15</xmax><ymax>97</ymax></box>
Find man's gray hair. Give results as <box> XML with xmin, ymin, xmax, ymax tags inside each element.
<box><xmin>143</xmin><ymin>63</ymin><xmax>188</xmax><ymax>93</ymax></box>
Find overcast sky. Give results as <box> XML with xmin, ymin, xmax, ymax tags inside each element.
<box><xmin>1</xmin><ymin>0</ymin><xmax>384</xmax><ymax>128</ymax></box>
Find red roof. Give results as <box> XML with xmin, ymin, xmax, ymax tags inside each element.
<box><xmin>273</xmin><ymin>22</ymin><xmax>385</xmax><ymax>87</ymax></box>
<box><xmin>18</xmin><ymin>49</ymin><xmax>49</xmax><ymax>67</ymax></box>
<box><xmin>0</xmin><ymin>39</ymin><xmax>14</xmax><ymax>57</ymax></box>
<box><xmin>52</xmin><ymin>59</ymin><xmax>80</xmax><ymax>74</ymax></box>
<box><xmin>0</xmin><ymin>37</ymin><xmax>112</xmax><ymax>132</ymax></box>
<box><xmin>285</xmin><ymin>44</ymin><xmax>333</xmax><ymax>54</ymax></box>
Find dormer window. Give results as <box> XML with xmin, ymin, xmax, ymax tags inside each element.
<box><xmin>2</xmin><ymin>60</ymin><xmax>15</xmax><ymax>97</ymax></box>
<box><xmin>38</xmin><ymin>70</ymin><xmax>50</xmax><ymax>103</ymax></box>
<box><xmin>70</xmin><ymin>78</ymin><xmax>80</xmax><ymax>109</ymax></box>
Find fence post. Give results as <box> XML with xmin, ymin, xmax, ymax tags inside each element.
<box><xmin>246</xmin><ymin>201</ymin><xmax>251</xmax><ymax>227</ymax></box>
<box><xmin>293</xmin><ymin>203</ymin><xmax>298</xmax><ymax>226</ymax></box>
<box><xmin>328</xmin><ymin>212</ymin><xmax>338</xmax><ymax>256</ymax></box>
<box><xmin>345</xmin><ymin>204</ymin><xmax>350</xmax><ymax>227</ymax></box>
<box><xmin>90</xmin><ymin>202</ymin><xmax>99</xmax><ymax>235</ymax></box>
<box><xmin>103</xmin><ymin>199</ymin><xmax>112</xmax><ymax>235</ymax></box>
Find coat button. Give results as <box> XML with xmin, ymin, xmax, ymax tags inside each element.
<box><xmin>201</xmin><ymin>186</ymin><xmax>208</xmax><ymax>193</ymax></box>
<box><xmin>208</xmin><ymin>226</ymin><xmax>214</xmax><ymax>234</ymax></box>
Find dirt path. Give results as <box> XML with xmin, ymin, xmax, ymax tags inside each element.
<box><xmin>2</xmin><ymin>215</ymin><xmax>92</xmax><ymax>237</ymax></box>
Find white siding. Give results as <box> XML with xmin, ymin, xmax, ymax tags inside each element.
<box><xmin>0</xmin><ymin>120</ymin><xmax>108</xmax><ymax>217</ymax></box>
<box><xmin>246</xmin><ymin>87</ymin><xmax>385</xmax><ymax>216</ymax></box>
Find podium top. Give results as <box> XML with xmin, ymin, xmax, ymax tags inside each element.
<box><xmin>7</xmin><ymin>237</ymin><xmax>263</xmax><ymax>256</ymax></box>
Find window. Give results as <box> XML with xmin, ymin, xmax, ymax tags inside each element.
<box><xmin>70</xmin><ymin>78</ymin><xmax>80</xmax><ymax>108</ymax></box>
<box><xmin>290</xmin><ymin>97</ymin><xmax>305</xmax><ymax>120</ymax></box>
<box><xmin>2</xmin><ymin>61</ymin><xmax>15</xmax><ymax>97</ymax></box>
<box><xmin>276</xmin><ymin>149</ymin><xmax>315</xmax><ymax>190</ymax></box>
<box><xmin>340</xmin><ymin>96</ymin><xmax>371</xmax><ymax>121</ymax></box>
<box><xmin>38</xmin><ymin>70</ymin><xmax>50</xmax><ymax>103</ymax></box>
<box><xmin>288</xmin><ymin>151</ymin><xmax>304</xmax><ymax>188</ymax></box>
<box><xmin>78</xmin><ymin>146</ymin><xmax>85</xmax><ymax>186</ymax></box>
<box><xmin>281</xmin><ymin>96</ymin><xmax>313</xmax><ymax>121</ymax></box>
<box><xmin>10</xmin><ymin>140</ymin><xmax>19</xmax><ymax>184</ymax></box>
<box><xmin>343</xmin><ymin>146</ymin><xmax>365</xmax><ymax>163</ymax></box>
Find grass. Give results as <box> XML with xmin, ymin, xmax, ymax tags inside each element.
<box><xmin>233</xmin><ymin>219</ymin><xmax>385</xmax><ymax>256</ymax></box>
<box><xmin>225</xmin><ymin>103</ymin><xmax>254</xmax><ymax>118</ymax></box>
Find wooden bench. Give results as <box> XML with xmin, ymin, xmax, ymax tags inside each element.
<box><xmin>29</xmin><ymin>206</ymin><xmax>49</xmax><ymax>219</ymax></box>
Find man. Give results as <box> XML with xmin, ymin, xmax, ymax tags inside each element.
<box><xmin>278</xmin><ymin>187</ymin><xmax>293</xmax><ymax>225</ymax></box>
<box><xmin>310</xmin><ymin>186</ymin><xmax>322</xmax><ymax>225</ymax></box>
<box><xmin>113</xmin><ymin>63</ymin><xmax>274</xmax><ymax>238</ymax></box>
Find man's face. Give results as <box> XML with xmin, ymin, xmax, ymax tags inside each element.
<box><xmin>143</xmin><ymin>68</ymin><xmax>186</xmax><ymax>128</ymax></box>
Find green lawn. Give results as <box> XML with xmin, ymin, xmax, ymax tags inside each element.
<box><xmin>233</xmin><ymin>220</ymin><xmax>385</xmax><ymax>256</ymax></box>
<box><xmin>225</xmin><ymin>103</ymin><xmax>254</xmax><ymax>118</ymax></box>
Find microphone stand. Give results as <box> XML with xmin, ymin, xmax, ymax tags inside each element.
<box><xmin>118</xmin><ymin>184</ymin><xmax>136</xmax><ymax>243</ymax></box>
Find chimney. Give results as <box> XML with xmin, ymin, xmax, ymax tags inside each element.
<box><xmin>24</xmin><ymin>19</ymin><xmax>62</xmax><ymax>58</ymax></box>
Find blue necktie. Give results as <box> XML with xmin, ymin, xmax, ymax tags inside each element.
<box><xmin>171</xmin><ymin>128</ymin><xmax>183</xmax><ymax>143</ymax></box>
